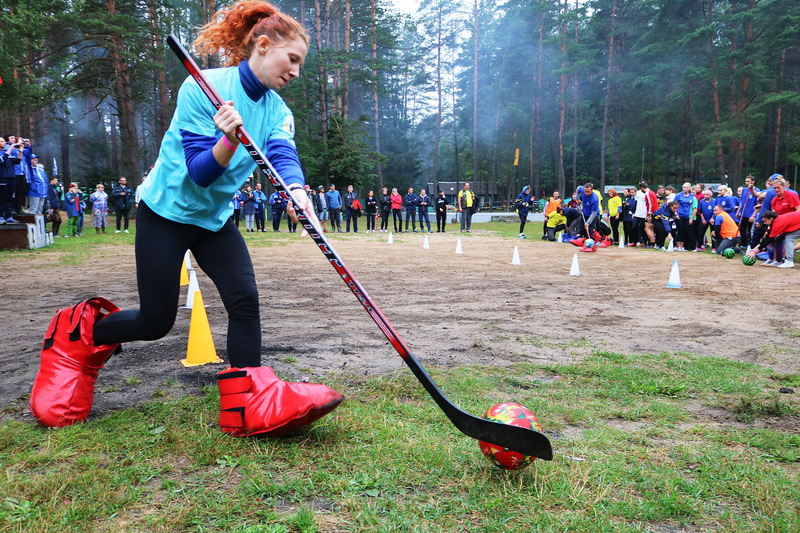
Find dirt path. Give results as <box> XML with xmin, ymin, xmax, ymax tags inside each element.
<box><xmin>2</xmin><ymin>230</ymin><xmax>798</xmax><ymax>422</ymax></box>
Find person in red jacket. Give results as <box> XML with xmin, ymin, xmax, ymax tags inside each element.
<box><xmin>390</xmin><ymin>187</ymin><xmax>402</xmax><ymax>233</ymax></box>
<box><xmin>747</xmin><ymin>209</ymin><xmax>800</xmax><ymax>268</ymax></box>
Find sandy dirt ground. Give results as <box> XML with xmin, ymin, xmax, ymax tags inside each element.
<box><xmin>1</xmin><ymin>229</ymin><xmax>798</xmax><ymax>424</ymax></box>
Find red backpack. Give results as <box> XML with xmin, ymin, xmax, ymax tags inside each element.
<box><xmin>30</xmin><ymin>298</ymin><xmax>121</xmax><ymax>428</ymax></box>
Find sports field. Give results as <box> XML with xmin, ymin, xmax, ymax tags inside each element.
<box><xmin>1</xmin><ymin>222</ymin><xmax>798</xmax><ymax>531</ymax></box>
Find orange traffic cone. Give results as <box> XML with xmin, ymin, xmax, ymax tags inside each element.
<box><xmin>181</xmin><ymin>291</ymin><xmax>223</xmax><ymax>367</ymax></box>
<box><xmin>180</xmin><ymin>261</ymin><xmax>189</xmax><ymax>286</ymax></box>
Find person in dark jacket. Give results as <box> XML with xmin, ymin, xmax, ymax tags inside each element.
<box><xmin>365</xmin><ymin>190</ymin><xmax>377</xmax><ymax>233</ymax></box>
<box><xmin>378</xmin><ymin>187</ymin><xmax>391</xmax><ymax>232</ymax></box>
<box><xmin>0</xmin><ymin>136</ymin><xmax>22</xmax><ymax>224</ymax></box>
<box><xmin>515</xmin><ymin>185</ymin><xmax>533</xmax><ymax>239</ymax></box>
<box><xmin>47</xmin><ymin>177</ymin><xmax>64</xmax><ymax>236</ymax></box>
<box><xmin>111</xmin><ymin>176</ymin><xmax>134</xmax><ymax>233</ymax></box>
<box><xmin>344</xmin><ymin>184</ymin><xmax>359</xmax><ymax>233</ymax></box>
<box><xmin>417</xmin><ymin>189</ymin><xmax>432</xmax><ymax>232</ymax></box>
<box><xmin>269</xmin><ymin>189</ymin><xmax>285</xmax><ymax>231</ymax></box>
<box><xmin>241</xmin><ymin>184</ymin><xmax>256</xmax><ymax>232</ymax></box>
<box><xmin>404</xmin><ymin>187</ymin><xmax>418</xmax><ymax>232</ymax></box>
<box><xmin>435</xmin><ymin>189</ymin><xmax>448</xmax><ymax>232</ymax></box>
<box><xmin>652</xmin><ymin>201</ymin><xmax>678</xmax><ymax>249</ymax></box>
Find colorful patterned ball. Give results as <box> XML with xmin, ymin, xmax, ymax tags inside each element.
<box><xmin>742</xmin><ymin>255</ymin><xmax>756</xmax><ymax>266</ymax></box>
<box><xmin>723</xmin><ymin>248</ymin><xmax>735</xmax><ymax>258</ymax></box>
<box><xmin>479</xmin><ymin>402</ymin><xmax>542</xmax><ymax>470</ymax></box>
<box><xmin>584</xmin><ymin>238</ymin><xmax>595</xmax><ymax>248</ymax></box>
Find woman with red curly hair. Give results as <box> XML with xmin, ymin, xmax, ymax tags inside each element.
<box><xmin>30</xmin><ymin>1</ymin><xmax>342</xmax><ymax>436</ymax></box>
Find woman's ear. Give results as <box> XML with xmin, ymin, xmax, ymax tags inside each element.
<box><xmin>256</xmin><ymin>34</ymin><xmax>271</xmax><ymax>52</ymax></box>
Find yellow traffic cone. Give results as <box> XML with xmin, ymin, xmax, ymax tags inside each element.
<box><xmin>181</xmin><ymin>291</ymin><xmax>223</xmax><ymax>367</ymax></box>
<box><xmin>180</xmin><ymin>261</ymin><xmax>189</xmax><ymax>286</ymax></box>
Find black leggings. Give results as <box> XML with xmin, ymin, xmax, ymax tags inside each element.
<box><xmin>519</xmin><ymin>213</ymin><xmax>527</xmax><ymax>234</ymax></box>
<box><xmin>94</xmin><ymin>202</ymin><xmax>261</xmax><ymax>368</ymax></box>
<box><xmin>392</xmin><ymin>209</ymin><xmax>402</xmax><ymax>232</ymax></box>
<box><xmin>380</xmin><ymin>210</ymin><xmax>389</xmax><ymax>230</ymax></box>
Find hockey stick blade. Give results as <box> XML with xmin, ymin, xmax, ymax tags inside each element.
<box><xmin>166</xmin><ymin>35</ymin><xmax>553</xmax><ymax>461</ymax></box>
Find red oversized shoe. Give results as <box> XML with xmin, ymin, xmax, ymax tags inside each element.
<box><xmin>570</xmin><ymin>238</ymin><xmax>586</xmax><ymax>247</ymax></box>
<box><xmin>597</xmin><ymin>237</ymin><xmax>612</xmax><ymax>248</ymax></box>
<box><xmin>218</xmin><ymin>366</ymin><xmax>343</xmax><ymax>437</ymax></box>
<box><xmin>579</xmin><ymin>245</ymin><xmax>596</xmax><ymax>252</ymax></box>
<box><xmin>30</xmin><ymin>298</ymin><xmax>122</xmax><ymax>428</ymax></box>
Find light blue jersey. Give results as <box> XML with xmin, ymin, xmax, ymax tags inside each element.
<box><xmin>140</xmin><ymin>66</ymin><xmax>297</xmax><ymax>231</ymax></box>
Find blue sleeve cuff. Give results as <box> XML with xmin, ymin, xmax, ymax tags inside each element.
<box><xmin>180</xmin><ymin>129</ymin><xmax>227</xmax><ymax>188</ymax></box>
<box><xmin>266</xmin><ymin>139</ymin><xmax>304</xmax><ymax>187</ymax></box>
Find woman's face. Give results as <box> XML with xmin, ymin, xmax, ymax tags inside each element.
<box><xmin>249</xmin><ymin>35</ymin><xmax>308</xmax><ymax>91</ymax></box>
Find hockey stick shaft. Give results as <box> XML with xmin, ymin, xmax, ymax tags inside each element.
<box><xmin>166</xmin><ymin>35</ymin><xmax>552</xmax><ymax>460</ymax></box>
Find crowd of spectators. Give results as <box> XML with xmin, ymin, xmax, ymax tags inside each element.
<box><xmin>5</xmin><ymin>135</ymin><xmax>797</xmax><ymax>267</ymax></box>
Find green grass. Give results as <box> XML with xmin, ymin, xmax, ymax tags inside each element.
<box><xmin>2</xmin><ymin>351</ymin><xmax>798</xmax><ymax>532</ymax></box>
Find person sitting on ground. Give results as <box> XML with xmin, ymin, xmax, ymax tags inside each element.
<box><xmin>746</xmin><ymin>209</ymin><xmax>800</xmax><ymax>268</ymax></box>
<box><xmin>546</xmin><ymin>205</ymin><xmax>567</xmax><ymax>241</ymax></box>
<box><xmin>711</xmin><ymin>204</ymin><xmax>738</xmax><ymax>256</ymax></box>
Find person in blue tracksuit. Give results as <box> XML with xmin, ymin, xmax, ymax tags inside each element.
<box><xmin>697</xmin><ymin>188</ymin><xmax>716</xmax><ymax>250</ymax></box>
<box><xmin>254</xmin><ymin>182</ymin><xmax>267</xmax><ymax>231</ymax></box>
<box><xmin>579</xmin><ymin>182</ymin><xmax>600</xmax><ymax>237</ymax></box>
<box><xmin>515</xmin><ymin>185</ymin><xmax>533</xmax><ymax>239</ymax></box>
<box><xmin>269</xmin><ymin>189</ymin><xmax>286</xmax><ymax>231</ymax></box>
<box><xmin>652</xmin><ymin>201</ymin><xmax>678</xmax><ymax>249</ymax></box>
<box><xmin>231</xmin><ymin>189</ymin><xmax>243</xmax><ymax>227</ymax></box>
<box><xmin>736</xmin><ymin>175</ymin><xmax>760</xmax><ymax>246</ymax></box>
<box><xmin>404</xmin><ymin>187</ymin><xmax>418</xmax><ymax>232</ymax></box>
<box><xmin>27</xmin><ymin>155</ymin><xmax>49</xmax><ymax>215</ymax></box>
<box><xmin>673</xmin><ymin>183</ymin><xmax>698</xmax><ymax>251</ymax></box>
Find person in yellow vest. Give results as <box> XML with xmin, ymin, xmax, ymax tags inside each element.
<box><xmin>545</xmin><ymin>206</ymin><xmax>567</xmax><ymax>241</ymax></box>
<box><xmin>606</xmin><ymin>188</ymin><xmax>623</xmax><ymax>244</ymax></box>
<box><xmin>542</xmin><ymin>190</ymin><xmax>562</xmax><ymax>239</ymax></box>
<box><xmin>458</xmin><ymin>182</ymin><xmax>477</xmax><ymax>232</ymax></box>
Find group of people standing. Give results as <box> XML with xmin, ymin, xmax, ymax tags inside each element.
<box><xmin>1</xmin><ymin>134</ymin><xmax>138</xmax><ymax>237</ymax></box>
<box><xmin>229</xmin><ymin>181</ymin><xmax>481</xmax><ymax>236</ymax></box>
<box><xmin>536</xmin><ymin>174</ymin><xmax>800</xmax><ymax>267</ymax></box>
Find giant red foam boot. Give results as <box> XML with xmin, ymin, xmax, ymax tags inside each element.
<box><xmin>218</xmin><ymin>366</ymin><xmax>344</xmax><ymax>437</ymax></box>
<box><xmin>30</xmin><ymin>298</ymin><xmax>122</xmax><ymax>427</ymax></box>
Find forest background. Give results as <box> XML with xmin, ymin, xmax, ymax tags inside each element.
<box><xmin>1</xmin><ymin>0</ymin><xmax>799</xmax><ymax>207</ymax></box>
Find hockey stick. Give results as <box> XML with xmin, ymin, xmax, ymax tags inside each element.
<box><xmin>167</xmin><ymin>35</ymin><xmax>553</xmax><ymax>460</ymax></box>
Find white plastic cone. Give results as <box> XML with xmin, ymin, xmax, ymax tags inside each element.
<box><xmin>667</xmin><ymin>259</ymin><xmax>681</xmax><ymax>288</ymax></box>
<box><xmin>423</xmin><ymin>235</ymin><xmax>430</xmax><ymax>249</ymax></box>
<box><xmin>556</xmin><ymin>231</ymin><xmax>563</xmax><ymax>242</ymax></box>
<box><xmin>388</xmin><ymin>232</ymin><xmax>394</xmax><ymax>244</ymax></box>
<box><xmin>619</xmin><ymin>238</ymin><xmax>625</xmax><ymax>249</ymax></box>
<box><xmin>667</xmin><ymin>238</ymin><xmax>674</xmax><ymax>252</ymax></box>
<box><xmin>455</xmin><ymin>238</ymin><xmax>463</xmax><ymax>254</ymax></box>
<box><xmin>510</xmin><ymin>246</ymin><xmax>521</xmax><ymax>265</ymax></box>
<box><xmin>184</xmin><ymin>250</ymin><xmax>193</xmax><ymax>270</ymax></box>
<box><xmin>570</xmin><ymin>253</ymin><xmax>580</xmax><ymax>276</ymax></box>
<box><xmin>184</xmin><ymin>269</ymin><xmax>200</xmax><ymax>309</ymax></box>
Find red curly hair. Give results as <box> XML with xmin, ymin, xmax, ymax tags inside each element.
<box><xmin>194</xmin><ymin>0</ymin><xmax>309</xmax><ymax>67</ymax></box>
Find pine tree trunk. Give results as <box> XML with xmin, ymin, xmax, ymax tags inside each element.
<box><xmin>432</xmin><ymin>11</ymin><xmax>442</xmax><ymax>195</ymax></box>
<box><xmin>600</xmin><ymin>0</ymin><xmax>615</xmax><ymax>193</ymax></box>
<box><xmin>315</xmin><ymin>0</ymin><xmax>330</xmax><ymax>184</ymax></box>
<box><xmin>370</xmin><ymin>0</ymin><xmax>383</xmax><ymax>191</ymax></box>
<box><xmin>107</xmin><ymin>0</ymin><xmax>140</xmax><ymax>182</ymax></box>
<box><xmin>472</xmin><ymin>0</ymin><xmax>479</xmax><ymax>192</ymax></box>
